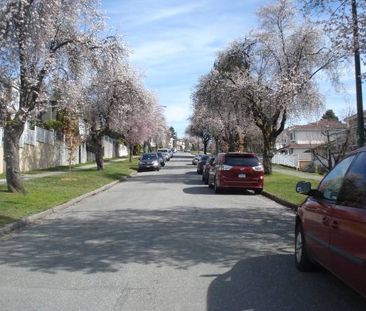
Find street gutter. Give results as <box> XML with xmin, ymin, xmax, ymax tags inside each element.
<box><xmin>262</xmin><ymin>191</ymin><xmax>298</xmax><ymax>212</ymax></box>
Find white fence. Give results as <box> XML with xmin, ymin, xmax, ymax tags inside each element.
<box><xmin>272</xmin><ymin>153</ymin><xmax>313</xmax><ymax>169</ymax></box>
<box><xmin>0</xmin><ymin>126</ymin><xmax>127</xmax><ymax>174</ymax></box>
<box><xmin>19</xmin><ymin>126</ymin><xmax>54</xmax><ymax>147</ymax></box>
<box><xmin>36</xmin><ymin>126</ymin><xmax>54</xmax><ymax>145</ymax></box>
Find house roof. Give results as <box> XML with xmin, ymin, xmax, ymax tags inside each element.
<box><xmin>290</xmin><ymin>119</ymin><xmax>347</xmax><ymax>131</ymax></box>
<box><xmin>278</xmin><ymin>143</ymin><xmax>318</xmax><ymax>150</ymax></box>
<box><xmin>344</xmin><ymin>110</ymin><xmax>366</xmax><ymax>122</ymax></box>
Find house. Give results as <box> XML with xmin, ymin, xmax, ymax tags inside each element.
<box><xmin>273</xmin><ymin>119</ymin><xmax>347</xmax><ymax>170</ymax></box>
<box><xmin>344</xmin><ymin>110</ymin><xmax>366</xmax><ymax>148</ymax></box>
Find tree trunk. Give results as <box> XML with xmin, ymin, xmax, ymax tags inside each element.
<box><xmin>95</xmin><ymin>144</ymin><xmax>104</xmax><ymax>170</ymax></box>
<box><xmin>214</xmin><ymin>137</ymin><xmax>220</xmax><ymax>154</ymax></box>
<box><xmin>203</xmin><ymin>141</ymin><xmax>208</xmax><ymax>154</ymax></box>
<box><xmin>228</xmin><ymin>133</ymin><xmax>239</xmax><ymax>152</ymax></box>
<box><xmin>262</xmin><ymin>135</ymin><xmax>275</xmax><ymax>174</ymax></box>
<box><xmin>129</xmin><ymin>144</ymin><xmax>133</xmax><ymax>162</ymax></box>
<box><xmin>3</xmin><ymin>121</ymin><xmax>26</xmax><ymax>193</ymax></box>
<box><xmin>90</xmin><ymin>132</ymin><xmax>104</xmax><ymax>170</ymax></box>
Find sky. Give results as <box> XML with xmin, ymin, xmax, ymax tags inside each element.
<box><xmin>101</xmin><ymin>0</ymin><xmax>362</xmax><ymax>138</ymax></box>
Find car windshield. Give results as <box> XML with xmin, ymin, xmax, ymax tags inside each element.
<box><xmin>142</xmin><ymin>154</ymin><xmax>157</xmax><ymax>160</ymax></box>
<box><xmin>225</xmin><ymin>155</ymin><xmax>259</xmax><ymax>166</ymax></box>
<box><xmin>200</xmin><ymin>155</ymin><xmax>209</xmax><ymax>162</ymax></box>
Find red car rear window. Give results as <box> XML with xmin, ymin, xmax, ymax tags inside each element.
<box><xmin>224</xmin><ymin>155</ymin><xmax>259</xmax><ymax>166</ymax></box>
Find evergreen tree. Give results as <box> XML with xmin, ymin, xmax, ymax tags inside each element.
<box><xmin>321</xmin><ymin>109</ymin><xmax>339</xmax><ymax>122</ymax></box>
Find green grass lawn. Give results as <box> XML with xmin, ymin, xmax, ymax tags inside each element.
<box><xmin>264</xmin><ymin>172</ymin><xmax>320</xmax><ymax>206</ymax></box>
<box><xmin>0</xmin><ymin>159</ymin><xmax>138</xmax><ymax>227</ymax></box>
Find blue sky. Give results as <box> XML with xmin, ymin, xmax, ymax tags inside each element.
<box><xmin>101</xmin><ymin>0</ymin><xmax>361</xmax><ymax>137</ymax></box>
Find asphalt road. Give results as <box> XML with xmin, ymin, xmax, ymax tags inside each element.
<box><xmin>0</xmin><ymin>152</ymin><xmax>365</xmax><ymax>310</ymax></box>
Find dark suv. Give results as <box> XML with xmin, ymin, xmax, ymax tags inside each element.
<box><xmin>295</xmin><ymin>146</ymin><xmax>366</xmax><ymax>297</ymax></box>
<box><xmin>208</xmin><ymin>152</ymin><xmax>264</xmax><ymax>194</ymax></box>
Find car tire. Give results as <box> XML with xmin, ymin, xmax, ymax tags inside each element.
<box><xmin>214</xmin><ymin>178</ymin><xmax>221</xmax><ymax>194</ymax></box>
<box><xmin>295</xmin><ymin>224</ymin><xmax>315</xmax><ymax>272</ymax></box>
<box><xmin>254</xmin><ymin>188</ymin><xmax>263</xmax><ymax>195</ymax></box>
<box><xmin>202</xmin><ymin>174</ymin><xmax>205</xmax><ymax>182</ymax></box>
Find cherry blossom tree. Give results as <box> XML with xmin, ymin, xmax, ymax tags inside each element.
<box><xmin>302</xmin><ymin>0</ymin><xmax>366</xmax><ymax>146</ymax></box>
<box><xmin>212</xmin><ymin>0</ymin><xmax>338</xmax><ymax>173</ymax></box>
<box><xmin>0</xmin><ymin>0</ymin><xmax>104</xmax><ymax>192</ymax></box>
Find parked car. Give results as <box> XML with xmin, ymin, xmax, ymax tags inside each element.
<box><xmin>208</xmin><ymin>152</ymin><xmax>264</xmax><ymax>194</ymax></box>
<box><xmin>157</xmin><ymin>148</ymin><xmax>170</xmax><ymax>161</ymax></box>
<box><xmin>196</xmin><ymin>154</ymin><xmax>210</xmax><ymax>174</ymax></box>
<box><xmin>295</xmin><ymin>146</ymin><xmax>366</xmax><ymax>298</ymax></box>
<box><xmin>202</xmin><ymin>156</ymin><xmax>215</xmax><ymax>184</ymax></box>
<box><xmin>192</xmin><ymin>154</ymin><xmax>202</xmax><ymax>165</ymax></box>
<box><xmin>137</xmin><ymin>153</ymin><xmax>161</xmax><ymax>172</ymax></box>
<box><xmin>157</xmin><ymin>152</ymin><xmax>166</xmax><ymax>167</ymax></box>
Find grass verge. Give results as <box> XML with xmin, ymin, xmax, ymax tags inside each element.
<box><xmin>264</xmin><ymin>172</ymin><xmax>320</xmax><ymax>206</ymax></box>
<box><xmin>0</xmin><ymin>159</ymin><xmax>138</xmax><ymax>227</ymax></box>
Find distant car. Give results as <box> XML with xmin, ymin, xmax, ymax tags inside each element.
<box><xmin>196</xmin><ymin>154</ymin><xmax>210</xmax><ymax>174</ymax></box>
<box><xmin>202</xmin><ymin>157</ymin><xmax>215</xmax><ymax>184</ymax></box>
<box><xmin>157</xmin><ymin>152</ymin><xmax>166</xmax><ymax>167</ymax></box>
<box><xmin>138</xmin><ymin>153</ymin><xmax>161</xmax><ymax>172</ymax></box>
<box><xmin>208</xmin><ymin>152</ymin><xmax>264</xmax><ymax>194</ymax></box>
<box><xmin>192</xmin><ymin>154</ymin><xmax>202</xmax><ymax>165</ymax></box>
<box><xmin>157</xmin><ymin>148</ymin><xmax>170</xmax><ymax>161</ymax></box>
<box><xmin>295</xmin><ymin>146</ymin><xmax>366</xmax><ymax>298</ymax></box>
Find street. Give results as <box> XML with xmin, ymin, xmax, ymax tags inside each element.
<box><xmin>0</xmin><ymin>152</ymin><xmax>365</xmax><ymax>310</ymax></box>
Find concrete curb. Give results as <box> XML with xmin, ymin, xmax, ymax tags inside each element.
<box><xmin>0</xmin><ymin>171</ymin><xmax>137</xmax><ymax>236</ymax></box>
<box><xmin>262</xmin><ymin>191</ymin><xmax>298</xmax><ymax>211</ymax></box>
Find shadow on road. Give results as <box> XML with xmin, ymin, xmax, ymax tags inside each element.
<box><xmin>206</xmin><ymin>254</ymin><xmax>366</xmax><ymax>311</ymax></box>
<box><xmin>131</xmin><ymin>171</ymin><xmax>202</xmax><ymax>186</ymax></box>
<box><xmin>0</xmin><ymin>207</ymin><xmax>293</xmax><ymax>274</ymax></box>
<box><xmin>183</xmin><ymin>186</ymin><xmax>256</xmax><ymax>195</ymax></box>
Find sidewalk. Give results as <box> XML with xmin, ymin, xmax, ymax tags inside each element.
<box><xmin>273</xmin><ymin>166</ymin><xmax>323</xmax><ymax>181</ymax></box>
<box><xmin>0</xmin><ymin>158</ymin><xmax>128</xmax><ymax>185</ymax></box>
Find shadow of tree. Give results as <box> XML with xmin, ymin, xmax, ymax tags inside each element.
<box><xmin>0</xmin><ymin>207</ymin><xmax>293</xmax><ymax>274</ymax></box>
<box><xmin>0</xmin><ymin>215</ymin><xmax>20</xmax><ymax>227</ymax></box>
<box><xmin>207</xmin><ymin>254</ymin><xmax>366</xmax><ymax>311</ymax></box>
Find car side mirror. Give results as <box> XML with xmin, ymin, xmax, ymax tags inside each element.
<box><xmin>296</xmin><ymin>181</ymin><xmax>311</xmax><ymax>195</ymax></box>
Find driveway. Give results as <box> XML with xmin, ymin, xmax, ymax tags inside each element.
<box><xmin>0</xmin><ymin>152</ymin><xmax>365</xmax><ymax>310</ymax></box>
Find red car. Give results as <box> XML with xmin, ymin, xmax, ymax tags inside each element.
<box><xmin>208</xmin><ymin>152</ymin><xmax>264</xmax><ymax>194</ymax></box>
<box><xmin>295</xmin><ymin>146</ymin><xmax>366</xmax><ymax>297</ymax></box>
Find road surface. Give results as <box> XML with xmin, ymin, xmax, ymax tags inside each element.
<box><xmin>0</xmin><ymin>152</ymin><xmax>365</xmax><ymax>310</ymax></box>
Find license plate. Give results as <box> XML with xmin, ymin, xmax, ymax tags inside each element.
<box><xmin>238</xmin><ymin>173</ymin><xmax>246</xmax><ymax>178</ymax></box>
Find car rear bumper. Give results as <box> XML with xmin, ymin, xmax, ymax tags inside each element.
<box><xmin>218</xmin><ymin>178</ymin><xmax>263</xmax><ymax>189</ymax></box>
<box><xmin>138</xmin><ymin>165</ymin><xmax>159</xmax><ymax>171</ymax></box>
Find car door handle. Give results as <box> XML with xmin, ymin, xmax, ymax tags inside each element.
<box><xmin>331</xmin><ymin>220</ymin><xmax>339</xmax><ymax>229</ymax></box>
<box><xmin>322</xmin><ymin>216</ymin><xmax>329</xmax><ymax>226</ymax></box>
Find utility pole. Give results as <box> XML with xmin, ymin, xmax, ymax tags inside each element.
<box><xmin>352</xmin><ymin>0</ymin><xmax>365</xmax><ymax>147</ymax></box>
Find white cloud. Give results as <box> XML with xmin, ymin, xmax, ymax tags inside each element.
<box><xmin>139</xmin><ymin>2</ymin><xmax>205</xmax><ymax>24</ymax></box>
<box><xmin>165</xmin><ymin>104</ymin><xmax>191</xmax><ymax>123</ymax></box>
